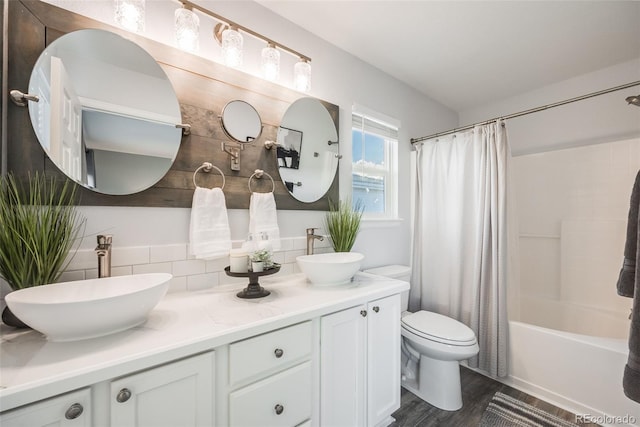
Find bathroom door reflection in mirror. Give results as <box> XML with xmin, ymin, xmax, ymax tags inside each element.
<box><xmin>27</xmin><ymin>29</ymin><xmax>183</xmax><ymax>195</ymax></box>
<box><xmin>277</xmin><ymin>97</ymin><xmax>339</xmax><ymax>203</ymax></box>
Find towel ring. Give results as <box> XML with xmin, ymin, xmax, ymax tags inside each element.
<box><xmin>193</xmin><ymin>162</ymin><xmax>225</xmax><ymax>189</ymax></box>
<box><xmin>248</xmin><ymin>169</ymin><xmax>275</xmax><ymax>193</ymax></box>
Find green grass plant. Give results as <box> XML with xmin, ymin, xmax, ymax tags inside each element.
<box><xmin>0</xmin><ymin>173</ymin><xmax>85</xmax><ymax>290</ymax></box>
<box><xmin>324</xmin><ymin>198</ymin><xmax>364</xmax><ymax>252</ymax></box>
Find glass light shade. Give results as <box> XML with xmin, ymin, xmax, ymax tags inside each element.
<box><xmin>175</xmin><ymin>8</ymin><xmax>199</xmax><ymax>53</ymax></box>
<box><xmin>221</xmin><ymin>27</ymin><xmax>243</xmax><ymax>68</ymax></box>
<box><xmin>114</xmin><ymin>0</ymin><xmax>145</xmax><ymax>33</ymax></box>
<box><xmin>294</xmin><ymin>60</ymin><xmax>312</xmax><ymax>92</ymax></box>
<box><xmin>261</xmin><ymin>44</ymin><xmax>280</xmax><ymax>81</ymax></box>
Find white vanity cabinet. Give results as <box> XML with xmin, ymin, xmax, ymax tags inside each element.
<box><xmin>0</xmin><ymin>388</ymin><xmax>91</xmax><ymax>427</ymax></box>
<box><xmin>1</xmin><ymin>274</ymin><xmax>409</xmax><ymax>427</ymax></box>
<box><xmin>110</xmin><ymin>351</ymin><xmax>215</xmax><ymax>427</ymax></box>
<box><xmin>320</xmin><ymin>294</ymin><xmax>401</xmax><ymax>427</ymax></box>
<box><xmin>228</xmin><ymin>321</ymin><xmax>313</xmax><ymax>427</ymax></box>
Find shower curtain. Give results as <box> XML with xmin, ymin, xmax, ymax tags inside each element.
<box><xmin>410</xmin><ymin>120</ymin><xmax>515</xmax><ymax>377</ymax></box>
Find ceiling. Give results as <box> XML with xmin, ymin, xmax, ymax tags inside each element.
<box><xmin>257</xmin><ymin>1</ymin><xmax>640</xmax><ymax>112</ymax></box>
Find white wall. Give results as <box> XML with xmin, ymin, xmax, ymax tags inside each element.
<box><xmin>39</xmin><ymin>0</ymin><xmax>458</xmax><ymax>271</ymax></box>
<box><xmin>460</xmin><ymin>59</ymin><xmax>640</xmax><ymax>156</ymax></box>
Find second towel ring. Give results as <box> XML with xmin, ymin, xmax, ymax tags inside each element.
<box><xmin>193</xmin><ymin>162</ymin><xmax>226</xmax><ymax>189</ymax></box>
<box><xmin>248</xmin><ymin>169</ymin><xmax>275</xmax><ymax>193</ymax></box>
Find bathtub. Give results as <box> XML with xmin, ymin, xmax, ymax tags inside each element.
<box><xmin>505</xmin><ymin>321</ymin><xmax>640</xmax><ymax>427</ymax></box>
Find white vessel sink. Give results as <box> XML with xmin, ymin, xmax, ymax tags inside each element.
<box><xmin>296</xmin><ymin>252</ymin><xmax>364</xmax><ymax>286</ymax></box>
<box><xmin>5</xmin><ymin>273</ymin><xmax>171</xmax><ymax>342</ymax></box>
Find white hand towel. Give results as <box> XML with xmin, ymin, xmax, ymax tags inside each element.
<box><xmin>190</xmin><ymin>187</ymin><xmax>232</xmax><ymax>260</ymax></box>
<box><xmin>249</xmin><ymin>192</ymin><xmax>281</xmax><ymax>250</ymax></box>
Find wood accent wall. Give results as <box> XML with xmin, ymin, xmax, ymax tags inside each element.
<box><xmin>4</xmin><ymin>0</ymin><xmax>339</xmax><ymax>210</ymax></box>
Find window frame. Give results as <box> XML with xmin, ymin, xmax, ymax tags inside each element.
<box><xmin>351</xmin><ymin>105</ymin><xmax>399</xmax><ymax>220</ymax></box>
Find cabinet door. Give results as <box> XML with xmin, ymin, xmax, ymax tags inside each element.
<box><xmin>320</xmin><ymin>305</ymin><xmax>366</xmax><ymax>427</ymax></box>
<box><xmin>0</xmin><ymin>388</ymin><xmax>91</xmax><ymax>427</ymax></box>
<box><xmin>110</xmin><ymin>352</ymin><xmax>214</xmax><ymax>427</ymax></box>
<box><xmin>367</xmin><ymin>295</ymin><xmax>401</xmax><ymax>426</ymax></box>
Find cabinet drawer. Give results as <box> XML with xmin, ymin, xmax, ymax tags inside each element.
<box><xmin>230</xmin><ymin>361</ymin><xmax>312</xmax><ymax>427</ymax></box>
<box><xmin>1</xmin><ymin>388</ymin><xmax>91</xmax><ymax>427</ymax></box>
<box><xmin>229</xmin><ymin>321</ymin><xmax>311</xmax><ymax>385</ymax></box>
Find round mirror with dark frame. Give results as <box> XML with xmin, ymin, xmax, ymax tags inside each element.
<box><xmin>220</xmin><ymin>100</ymin><xmax>262</xmax><ymax>143</ymax></box>
<box><xmin>26</xmin><ymin>29</ymin><xmax>182</xmax><ymax>195</ymax></box>
<box><xmin>277</xmin><ymin>97</ymin><xmax>339</xmax><ymax>203</ymax></box>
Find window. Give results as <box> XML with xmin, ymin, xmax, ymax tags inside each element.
<box><xmin>351</xmin><ymin>107</ymin><xmax>399</xmax><ymax>219</ymax></box>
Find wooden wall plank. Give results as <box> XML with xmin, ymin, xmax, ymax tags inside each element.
<box><xmin>8</xmin><ymin>0</ymin><xmax>339</xmax><ymax>210</ymax></box>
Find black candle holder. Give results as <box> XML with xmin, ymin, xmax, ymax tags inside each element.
<box><xmin>224</xmin><ymin>265</ymin><xmax>280</xmax><ymax>299</ymax></box>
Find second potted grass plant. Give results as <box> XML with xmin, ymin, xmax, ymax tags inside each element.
<box><xmin>324</xmin><ymin>198</ymin><xmax>364</xmax><ymax>252</ymax></box>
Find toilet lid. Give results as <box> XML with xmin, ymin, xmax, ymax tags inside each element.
<box><xmin>401</xmin><ymin>311</ymin><xmax>476</xmax><ymax>345</ymax></box>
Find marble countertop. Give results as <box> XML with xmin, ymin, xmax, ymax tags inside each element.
<box><xmin>0</xmin><ymin>272</ymin><xmax>409</xmax><ymax>412</ymax></box>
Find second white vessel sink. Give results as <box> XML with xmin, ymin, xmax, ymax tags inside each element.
<box><xmin>5</xmin><ymin>273</ymin><xmax>171</xmax><ymax>342</ymax></box>
<box><xmin>296</xmin><ymin>252</ymin><xmax>364</xmax><ymax>286</ymax></box>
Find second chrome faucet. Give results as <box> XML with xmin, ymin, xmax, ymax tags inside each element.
<box><xmin>96</xmin><ymin>235</ymin><xmax>112</xmax><ymax>278</ymax></box>
<box><xmin>306</xmin><ymin>228</ymin><xmax>324</xmax><ymax>255</ymax></box>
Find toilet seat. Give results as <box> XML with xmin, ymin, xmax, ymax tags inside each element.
<box><xmin>401</xmin><ymin>310</ymin><xmax>476</xmax><ymax>346</ymax></box>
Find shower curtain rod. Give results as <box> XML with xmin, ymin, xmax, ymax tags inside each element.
<box><xmin>410</xmin><ymin>80</ymin><xmax>640</xmax><ymax>144</ymax></box>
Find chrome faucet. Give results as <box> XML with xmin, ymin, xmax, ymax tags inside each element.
<box><xmin>96</xmin><ymin>235</ymin><xmax>113</xmax><ymax>278</ymax></box>
<box><xmin>306</xmin><ymin>228</ymin><xmax>324</xmax><ymax>255</ymax></box>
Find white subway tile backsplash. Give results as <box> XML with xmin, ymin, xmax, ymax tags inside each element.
<box><xmin>284</xmin><ymin>249</ymin><xmax>305</xmax><ymax>264</ymax></box>
<box><xmin>172</xmin><ymin>260</ymin><xmax>206</xmax><ymax>277</ymax></box>
<box><xmin>277</xmin><ymin>238</ymin><xmax>294</xmax><ymax>251</ymax></box>
<box><xmin>56</xmin><ymin>233</ymin><xmax>315</xmax><ymax>296</ymax></box>
<box><xmin>111</xmin><ymin>246</ymin><xmax>150</xmax><ymax>266</ymax></box>
<box><xmin>206</xmin><ymin>258</ymin><xmax>229</xmax><ymax>273</ymax></box>
<box><xmin>292</xmin><ymin>237</ymin><xmax>307</xmax><ymax>251</ymax></box>
<box><xmin>133</xmin><ymin>262</ymin><xmax>173</xmax><ymax>275</ymax></box>
<box><xmin>66</xmin><ymin>250</ymin><xmax>99</xmax><ymax>271</ymax></box>
<box><xmin>150</xmin><ymin>244</ymin><xmax>187</xmax><ymax>263</ymax></box>
<box><xmin>111</xmin><ymin>266</ymin><xmax>133</xmax><ymax>277</ymax></box>
<box><xmin>168</xmin><ymin>276</ymin><xmax>187</xmax><ymax>293</ymax></box>
<box><xmin>57</xmin><ymin>270</ymin><xmax>85</xmax><ymax>283</ymax></box>
<box><xmin>187</xmin><ymin>273</ymin><xmax>219</xmax><ymax>291</ymax></box>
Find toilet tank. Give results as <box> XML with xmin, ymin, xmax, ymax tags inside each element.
<box><xmin>363</xmin><ymin>265</ymin><xmax>411</xmax><ymax>311</ymax></box>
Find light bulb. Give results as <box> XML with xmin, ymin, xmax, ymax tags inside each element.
<box><xmin>175</xmin><ymin>7</ymin><xmax>199</xmax><ymax>52</ymax></box>
<box><xmin>294</xmin><ymin>59</ymin><xmax>311</xmax><ymax>92</ymax></box>
<box><xmin>261</xmin><ymin>43</ymin><xmax>280</xmax><ymax>82</ymax></box>
<box><xmin>114</xmin><ymin>0</ymin><xmax>145</xmax><ymax>33</ymax></box>
<box><xmin>221</xmin><ymin>26</ymin><xmax>243</xmax><ymax>68</ymax></box>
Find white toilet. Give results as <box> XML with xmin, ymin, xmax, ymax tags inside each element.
<box><xmin>363</xmin><ymin>265</ymin><xmax>479</xmax><ymax>411</ymax></box>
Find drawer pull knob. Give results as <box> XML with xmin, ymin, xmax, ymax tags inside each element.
<box><xmin>65</xmin><ymin>403</ymin><xmax>84</xmax><ymax>420</ymax></box>
<box><xmin>116</xmin><ymin>388</ymin><xmax>132</xmax><ymax>403</ymax></box>
<box><xmin>275</xmin><ymin>404</ymin><xmax>284</xmax><ymax>415</ymax></box>
<box><xmin>274</xmin><ymin>348</ymin><xmax>284</xmax><ymax>358</ymax></box>
<box><xmin>373</xmin><ymin>306</ymin><xmax>380</xmax><ymax>313</ymax></box>
<box><xmin>360</xmin><ymin>310</ymin><xmax>367</xmax><ymax>317</ymax></box>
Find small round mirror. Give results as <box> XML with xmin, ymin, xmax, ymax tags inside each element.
<box><xmin>277</xmin><ymin>97</ymin><xmax>339</xmax><ymax>203</ymax></box>
<box><xmin>27</xmin><ymin>29</ymin><xmax>182</xmax><ymax>195</ymax></box>
<box><xmin>220</xmin><ymin>100</ymin><xmax>262</xmax><ymax>143</ymax></box>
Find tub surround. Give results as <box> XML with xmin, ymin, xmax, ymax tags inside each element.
<box><xmin>0</xmin><ymin>272</ymin><xmax>408</xmax><ymax>426</ymax></box>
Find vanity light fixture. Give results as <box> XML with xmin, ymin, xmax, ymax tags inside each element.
<box><xmin>175</xmin><ymin>5</ymin><xmax>199</xmax><ymax>53</ymax></box>
<box><xmin>214</xmin><ymin>23</ymin><xmax>243</xmax><ymax>68</ymax></box>
<box><xmin>114</xmin><ymin>0</ymin><xmax>145</xmax><ymax>34</ymax></box>
<box><xmin>294</xmin><ymin>58</ymin><xmax>312</xmax><ymax>93</ymax></box>
<box><xmin>261</xmin><ymin>43</ymin><xmax>280</xmax><ymax>82</ymax></box>
<box><xmin>178</xmin><ymin>0</ymin><xmax>312</xmax><ymax>92</ymax></box>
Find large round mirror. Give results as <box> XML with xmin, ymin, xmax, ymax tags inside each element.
<box><xmin>220</xmin><ymin>100</ymin><xmax>262</xmax><ymax>143</ymax></box>
<box><xmin>27</xmin><ymin>29</ymin><xmax>182</xmax><ymax>195</ymax></box>
<box><xmin>277</xmin><ymin>98</ymin><xmax>339</xmax><ymax>203</ymax></box>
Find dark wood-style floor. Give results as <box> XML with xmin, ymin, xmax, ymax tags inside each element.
<box><xmin>390</xmin><ymin>366</ymin><xmax>599</xmax><ymax>426</ymax></box>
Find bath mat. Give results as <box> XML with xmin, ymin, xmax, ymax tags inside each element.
<box><xmin>479</xmin><ymin>392</ymin><xmax>580</xmax><ymax>427</ymax></box>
